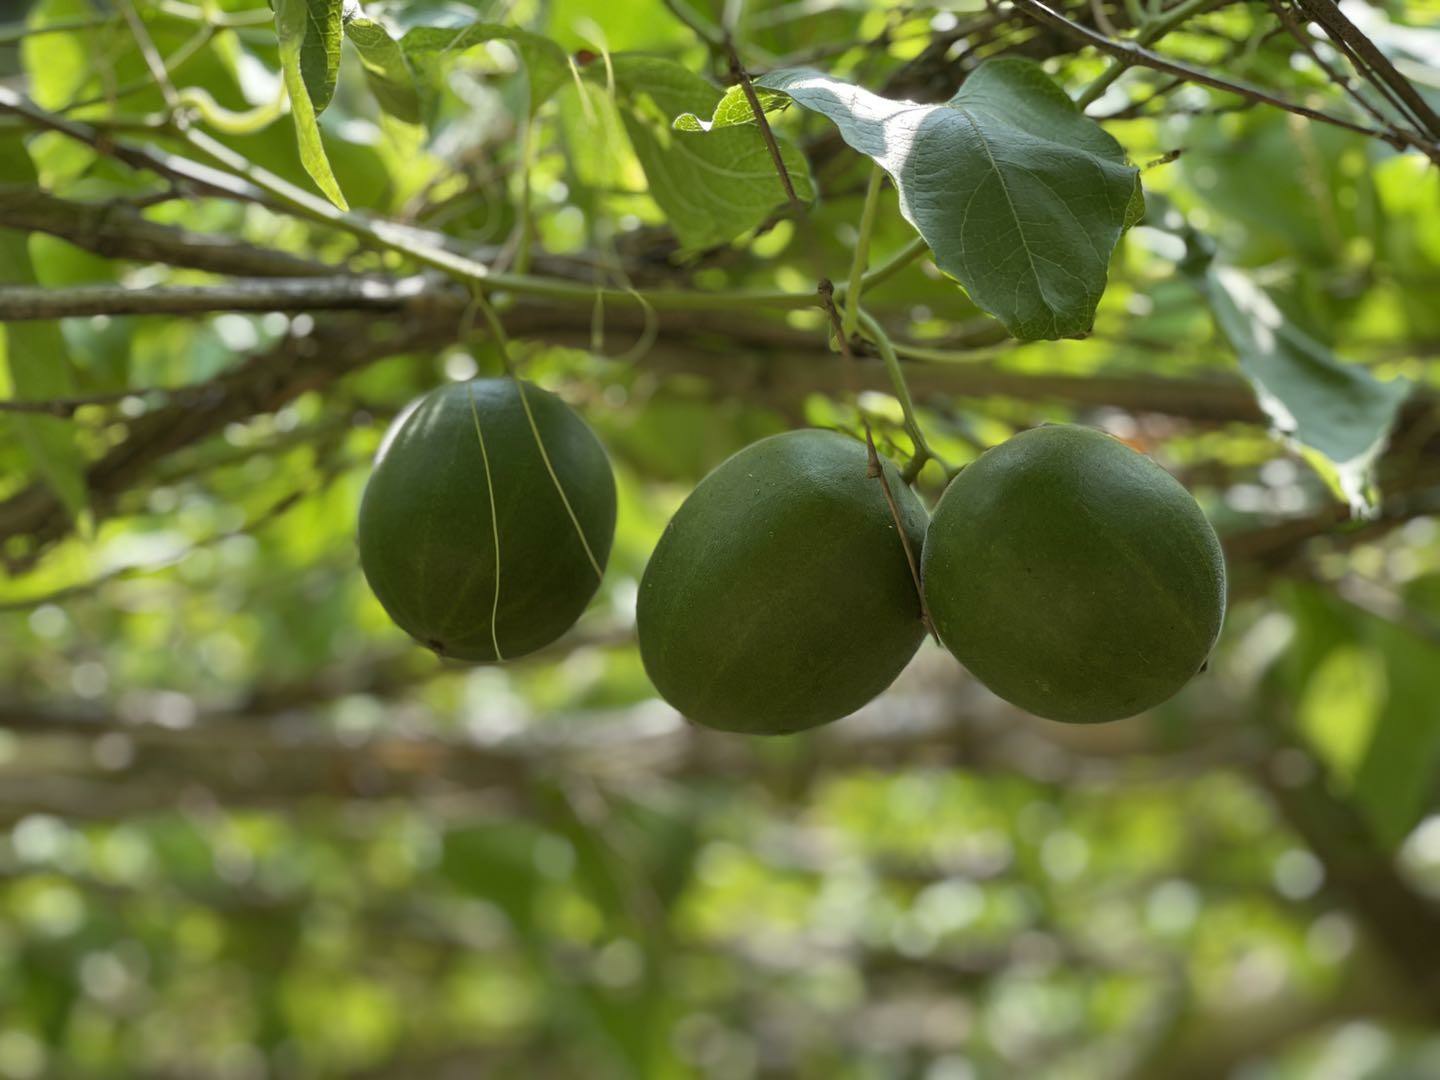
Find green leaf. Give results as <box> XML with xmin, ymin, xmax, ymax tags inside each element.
<box><xmin>295</xmin><ymin>0</ymin><xmax>344</xmax><ymax>114</ymax></box>
<box><xmin>608</xmin><ymin>54</ymin><xmax>815</xmax><ymax>251</ymax></box>
<box><xmin>401</xmin><ymin>24</ymin><xmax>570</xmax><ymax>113</ymax></box>
<box><xmin>274</xmin><ymin>0</ymin><xmax>349</xmax><ymax>209</ymax></box>
<box><xmin>1283</xmin><ymin>583</ymin><xmax>1440</xmax><ymax>847</ymax></box>
<box><xmin>0</xmin><ymin>136</ymin><xmax>90</xmax><ymax>528</ymax></box>
<box><xmin>672</xmin><ymin>83</ymin><xmax>790</xmax><ymax>131</ymax></box>
<box><xmin>1201</xmin><ymin>264</ymin><xmax>1409</xmax><ymax>513</ymax></box>
<box><xmin>756</xmin><ymin>58</ymin><xmax>1141</xmax><ymax>340</ymax></box>
<box><xmin>344</xmin><ymin>14</ymin><xmax>423</xmax><ymax>124</ymax></box>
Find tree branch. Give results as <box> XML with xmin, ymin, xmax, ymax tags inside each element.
<box><xmin>0</xmin><ymin>188</ymin><xmax>333</xmax><ymax>277</ymax></box>
<box><xmin>0</xmin><ymin>275</ymin><xmax>461</xmax><ymax>320</ymax></box>
<box><xmin>1291</xmin><ymin>0</ymin><xmax>1440</xmax><ymax>141</ymax></box>
<box><xmin>1007</xmin><ymin>0</ymin><xmax>1437</xmax><ymax>157</ymax></box>
<box><xmin>0</xmin><ymin>313</ymin><xmax>460</xmax><ymax>572</ymax></box>
<box><xmin>726</xmin><ymin>36</ymin><xmax>805</xmax><ymax>213</ymax></box>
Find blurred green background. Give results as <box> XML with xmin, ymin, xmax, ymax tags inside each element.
<box><xmin>2</xmin><ymin>0</ymin><xmax>1440</xmax><ymax>1076</ymax></box>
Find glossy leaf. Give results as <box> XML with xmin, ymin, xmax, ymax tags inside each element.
<box><xmin>756</xmin><ymin>59</ymin><xmax>1141</xmax><ymax>339</ymax></box>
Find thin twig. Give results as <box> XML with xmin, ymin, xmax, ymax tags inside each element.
<box><xmin>119</xmin><ymin>0</ymin><xmax>180</xmax><ymax>112</ymax></box>
<box><xmin>726</xmin><ymin>35</ymin><xmax>805</xmax><ymax>214</ymax></box>
<box><xmin>1011</xmin><ymin>0</ymin><xmax>1426</xmax><ymax>151</ymax></box>
<box><xmin>819</xmin><ymin>280</ymin><xmax>935</xmax><ymax>642</ymax></box>
<box><xmin>1292</xmin><ymin>0</ymin><xmax>1440</xmax><ymax>140</ymax></box>
<box><xmin>0</xmin><ymin>86</ymin><xmax>834</xmax><ymax>314</ymax></box>
<box><xmin>0</xmin><ymin>14</ymin><xmax>118</xmax><ymax>46</ymax></box>
<box><xmin>1265</xmin><ymin>0</ymin><xmax>1401</xmax><ymax>134</ymax></box>
<box><xmin>0</xmin><ymin>475</ymin><xmax>332</xmax><ymax>614</ymax></box>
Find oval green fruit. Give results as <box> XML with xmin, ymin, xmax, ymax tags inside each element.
<box><xmin>637</xmin><ymin>430</ymin><xmax>929</xmax><ymax>735</ymax></box>
<box><xmin>922</xmin><ymin>424</ymin><xmax>1225</xmax><ymax>723</ymax></box>
<box><xmin>358</xmin><ymin>378</ymin><xmax>616</xmax><ymax>662</ymax></box>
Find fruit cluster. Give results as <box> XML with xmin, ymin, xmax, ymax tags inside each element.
<box><xmin>358</xmin><ymin>379</ymin><xmax>1226</xmax><ymax>730</ymax></box>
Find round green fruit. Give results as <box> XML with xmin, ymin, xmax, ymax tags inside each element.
<box><xmin>637</xmin><ymin>429</ymin><xmax>929</xmax><ymax>735</ymax></box>
<box><xmin>922</xmin><ymin>424</ymin><xmax>1225</xmax><ymax>724</ymax></box>
<box><xmin>358</xmin><ymin>378</ymin><xmax>616</xmax><ymax>662</ymax></box>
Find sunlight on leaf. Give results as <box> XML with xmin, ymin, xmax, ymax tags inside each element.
<box><xmin>609</xmin><ymin>55</ymin><xmax>814</xmax><ymax>250</ymax></box>
<box><xmin>756</xmin><ymin>59</ymin><xmax>1141</xmax><ymax>340</ymax></box>
<box><xmin>1204</xmin><ymin>265</ymin><xmax>1409</xmax><ymax>514</ymax></box>
<box><xmin>275</xmin><ymin>0</ymin><xmax>350</xmax><ymax>209</ymax></box>
<box><xmin>672</xmin><ymin>84</ymin><xmax>790</xmax><ymax>131</ymax></box>
<box><xmin>344</xmin><ymin>14</ymin><xmax>423</xmax><ymax>125</ymax></box>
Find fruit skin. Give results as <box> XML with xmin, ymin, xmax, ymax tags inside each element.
<box><xmin>358</xmin><ymin>378</ymin><xmax>616</xmax><ymax>662</ymax></box>
<box><xmin>637</xmin><ymin>429</ymin><xmax>929</xmax><ymax>736</ymax></box>
<box><xmin>922</xmin><ymin>424</ymin><xmax>1225</xmax><ymax>724</ymax></box>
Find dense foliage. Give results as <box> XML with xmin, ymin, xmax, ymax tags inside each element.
<box><xmin>1</xmin><ymin>0</ymin><xmax>1440</xmax><ymax>1076</ymax></box>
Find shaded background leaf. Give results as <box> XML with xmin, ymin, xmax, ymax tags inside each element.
<box><xmin>0</xmin><ymin>134</ymin><xmax>88</xmax><ymax>528</ymax></box>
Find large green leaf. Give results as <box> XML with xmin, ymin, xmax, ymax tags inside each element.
<box><xmin>0</xmin><ymin>136</ymin><xmax>90</xmax><ymax>528</ymax></box>
<box><xmin>1202</xmin><ymin>264</ymin><xmax>1409</xmax><ymax>513</ymax></box>
<box><xmin>755</xmin><ymin>59</ymin><xmax>1141</xmax><ymax>340</ymax></box>
<box><xmin>401</xmin><ymin>24</ymin><xmax>569</xmax><ymax>113</ymax></box>
<box><xmin>344</xmin><ymin>13</ymin><xmax>423</xmax><ymax>124</ymax></box>
<box><xmin>609</xmin><ymin>54</ymin><xmax>815</xmax><ymax>251</ymax></box>
<box><xmin>274</xmin><ymin>0</ymin><xmax>349</xmax><ymax>209</ymax></box>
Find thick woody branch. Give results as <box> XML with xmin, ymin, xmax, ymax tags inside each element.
<box><xmin>0</xmin><ymin>313</ymin><xmax>460</xmax><ymax>571</ymax></box>
<box><xmin>0</xmin><ymin>275</ymin><xmax>462</xmax><ymax>320</ymax></box>
<box><xmin>0</xmin><ymin>289</ymin><xmax>1402</xmax><ymax>569</ymax></box>
<box><xmin>0</xmin><ymin>188</ymin><xmax>332</xmax><ymax>277</ymax></box>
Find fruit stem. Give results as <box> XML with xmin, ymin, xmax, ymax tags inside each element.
<box><xmin>843</xmin><ymin>165</ymin><xmax>886</xmax><ymax>342</ymax></box>
<box><xmin>856</xmin><ymin>309</ymin><xmax>951</xmax><ymax>480</ymax></box>
<box><xmin>863</xmin><ymin>425</ymin><xmax>938</xmax><ymax>643</ymax></box>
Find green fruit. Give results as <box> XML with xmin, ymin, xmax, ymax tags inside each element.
<box><xmin>637</xmin><ymin>430</ymin><xmax>929</xmax><ymax>735</ymax></box>
<box><xmin>922</xmin><ymin>424</ymin><xmax>1225</xmax><ymax>723</ymax></box>
<box><xmin>358</xmin><ymin>378</ymin><xmax>616</xmax><ymax>662</ymax></box>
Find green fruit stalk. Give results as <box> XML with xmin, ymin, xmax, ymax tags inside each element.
<box><xmin>358</xmin><ymin>378</ymin><xmax>616</xmax><ymax>662</ymax></box>
<box><xmin>638</xmin><ymin>429</ymin><xmax>929</xmax><ymax>735</ymax></box>
<box><xmin>922</xmin><ymin>424</ymin><xmax>1226</xmax><ymax>723</ymax></box>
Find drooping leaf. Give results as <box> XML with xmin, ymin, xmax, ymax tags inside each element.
<box><xmin>344</xmin><ymin>13</ymin><xmax>423</xmax><ymax>124</ymax></box>
<box><xmin>755</xmin><ymin>58</ymin><xmax>1141</xmax><ymax>340</ymax></box>
<box><xmin>1201</xmin><ymin>264</ymin><xmax>1409</xmax><ymax>513</ymax></box>
<box><xmin>672</xmin><ymin>82</ymin><xmax>790</xmax><ymax>131</ymax></box>
<box><xmin>296</xmin><ymin>0</ymin><xmax>344</xmax><ymax>113</ymax></box>
<box><xmin>0</xmin><ymin>135</ymin><xmax>91</xmax><ymax>528</ymax></box>
<box><xmin>608</xmin><ymin>54</ymin><xmax>815</xmax><ymax>251</ymax></box>
<box><xmin>401</xmin><ymin>24</ymin><xmax>569</xmax><ymax>113</ymax></box>
<box><xmin>274</xmin><ymin>0</ymin><xmax>349</xmax><ymax>209</ymax></box>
